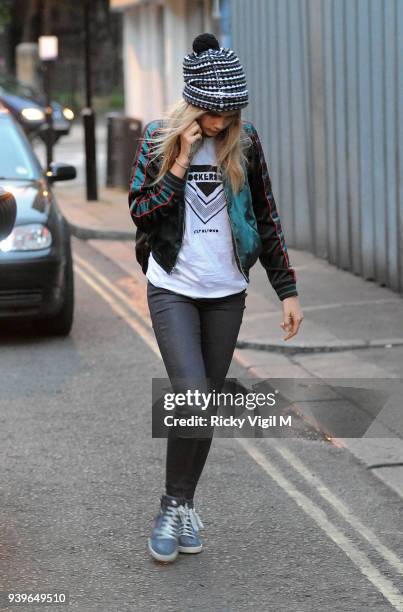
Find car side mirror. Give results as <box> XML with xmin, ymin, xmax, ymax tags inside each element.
<box><xmin>47</xmin><ymin>162</ymin><xmax>76</xmax><ymax>182</ymax></box>
<box><xmin>0</xmin><ymin>188</ymin><xmax>17</xmax><ymax>240</ymax></box>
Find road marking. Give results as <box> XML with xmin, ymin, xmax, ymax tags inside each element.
<box><xmin>75</xmin><ymin>253</ymin><xmax>151</xmax><ymax>321</ymax></box>
<box><xmin>270</xmin><ymin>441</ymin><xmax>403</xmax><ymax>576</ymax></box>
<box><xmin>75</xmin><ymin>252</ymin><xmax>403</xmax><ymax>608</ymax></box>
<box><xmin>74</xmin><ymin>263</ymin><xmax>159</xmax><ymax>356</ymax></box>
<box><xmin>239</xmin><ymin>439</ymin><xmax>403</xmax><ymax>611</ymax></box>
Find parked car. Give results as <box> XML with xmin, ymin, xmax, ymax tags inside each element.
<box><xmin>0</xmin><ymin>105</ymin><xmax>76</xmax><ymax>336</ymax></box>
<box><xmin>0</xmin><ymin>74</ymin><xmax>74</xmax><ymax>144</ymax></box>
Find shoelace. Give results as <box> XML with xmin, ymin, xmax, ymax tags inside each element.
<box><xmin>154</xmin><ymin>505</ymin><xmax>180</xmax><ymax>540</ymax></box>
<box><xmin>178</xmin><ymin>504</ymin><xmax>204</xmax><ymax>537</ymax></box>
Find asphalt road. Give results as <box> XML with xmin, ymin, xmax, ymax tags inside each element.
<box><xmin>0</xmin><ymin>238</ymin><xmax>403</xmax><ymax>612</ymax></box>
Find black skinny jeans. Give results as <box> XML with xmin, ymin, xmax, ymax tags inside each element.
<box><xmin>147</xmin><ymin>280</ymin><xmax>247</xmax><ymax>500</ymax></box>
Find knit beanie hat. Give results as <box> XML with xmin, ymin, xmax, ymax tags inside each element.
<box><xmin>182</xmin><ymin>33</ymin><xmax>249</xmax><ymax>112</ymax></box>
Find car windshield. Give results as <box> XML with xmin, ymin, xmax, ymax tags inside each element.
<box><xmin>0</xmin><ymin>76</ymin><xmax>41</xmax><ymax>101</ymax></box>
<box><xmin>0</xmin><ymin>117</ymin><xmax>41</xmax><ymax>180</ymax></box>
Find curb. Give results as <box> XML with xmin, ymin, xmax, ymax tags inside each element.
<box><xmin>68</xmin><ymin>222</ymin><xmax>134</xmax><ymax>242</ymax></box>
<box><xmin>235</xmin><ymin>338</ymin><xmax>403</xmax><ymax>354</ymax></box>
<box><xmin>68</xmin><ymin>221</ymin><xmax>403</xmax><ymax>356</ymax></box>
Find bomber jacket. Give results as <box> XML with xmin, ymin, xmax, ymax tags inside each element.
<box><xmin>128</xmin><ymin>119</ymin><xmax>298</xmax><ymax>301</ymax></box>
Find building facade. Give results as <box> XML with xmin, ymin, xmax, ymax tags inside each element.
<box><xmin>111</xmin><ymin>0</ymin><xmax>224</xmax><ymax>124</ymax></box>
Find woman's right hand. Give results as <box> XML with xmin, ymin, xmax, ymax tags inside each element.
<box><xmin>178</xmin><ymin>120</ymin><xmax>203</xmax><ymax>162</ymax></box>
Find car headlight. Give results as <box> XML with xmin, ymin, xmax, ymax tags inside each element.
<box><xmin>21</xmin><ymin>107</ymin><xmax>45</xmax><ymax>122</ymax></box>
<box><xmin>0</xmin><ymin>224</ymin><xmax>52</xmax><ymax>252</ymax></box>
<box><xmin>62</xmin><ymin>107</ymin><xmax>74</xmax><ymax>121</ymax></box>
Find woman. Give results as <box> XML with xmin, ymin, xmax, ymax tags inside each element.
<box><xmin>128</xmin><ymin>33</ymin><xmax>303</xmax><ymax>563</ymax></box>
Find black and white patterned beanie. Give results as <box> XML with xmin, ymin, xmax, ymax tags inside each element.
<box><xmin>182</xmin><ymin>33</ymin><xmax>249</xmax><ymax>112</ymax></box>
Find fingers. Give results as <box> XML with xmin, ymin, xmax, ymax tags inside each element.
<box><xmin>186</xmin><ymin>121</ymin><xmax>202</xmax><ymax>143</ymax></box>
<box><xmin>280</xmin><ymin>312</ymin><xmax>304</xmax><ymax>341</ymax></box>
<box><xmin>188</xmin><ymin>120</ymin><xmax>202</xmax><ymax>135</ymax></box>
<box><xmin>280</xmin><ymin>311</ymin><xmax>294</xmax><ymax>332</ymax></box>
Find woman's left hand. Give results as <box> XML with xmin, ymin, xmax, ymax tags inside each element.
<box><xmin>280</xmin><ymin>296</ymin><xmax>304</xmax><ymax>341</ymax></box>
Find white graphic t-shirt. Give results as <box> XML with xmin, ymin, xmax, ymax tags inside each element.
<box><xmin>146</xmin><ymin>136</ymin><xmax>248</xmax><ymax>298</ymax></box>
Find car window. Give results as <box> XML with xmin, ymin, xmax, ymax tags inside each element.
<box><xmin>0</xmin><ymin>118</ymin><xmax>41</xmax><ymax>180</ymax></box>
<box><xmin>0</xmin><ymin>76</ymin><xmax>40</xmax><ymax>100</ymax></box>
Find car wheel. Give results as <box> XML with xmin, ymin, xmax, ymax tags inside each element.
<box><xmin>36</xmin><ymin>234</ymin><xmax>74</xmax><ymax>336</ymax></box>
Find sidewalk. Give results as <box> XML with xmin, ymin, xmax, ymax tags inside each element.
<box><xmin>56</xmin><ymin>183</ymin><xmax>403</xmax><ymax>353</ymax></box>
<box><xmin>55</xmin><ymin>183</ymin><xmax>403</xmax><ymax>498</ymax></box>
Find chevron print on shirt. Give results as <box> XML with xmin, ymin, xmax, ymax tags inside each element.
<box><xmin>185</xmin><ymin>175</ymin><xmax>227</xmax><ymax>224</ymax></box>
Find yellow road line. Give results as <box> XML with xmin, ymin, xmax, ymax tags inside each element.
<box><xmin>239</xmin><ymin>439</ymin><xmax>403</xmax><ymax>611</ymax></box>
<box><xmin>270</xmin><ymin>441</ymin><xmax>403</xmax><ymax>576</ymax></box>
<box><xmin>75</xmin><ymin>253</ymin><xmax>151</xmax><ymax>324</ymax></box>
<box><xmin>74</xmin><ymin>263</ymin><xmax>159</xmax><ymax>357</ymax></box>
<box><xmin>75</xmin><ymin>254</ymin><xmax>403</xmax><ymax>609</ymax></box>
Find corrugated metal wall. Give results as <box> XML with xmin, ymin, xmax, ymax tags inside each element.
<box><xmin>231</xmin><ymin>0</ymin><xmax>403</xmax><ymax>294</ymax></box>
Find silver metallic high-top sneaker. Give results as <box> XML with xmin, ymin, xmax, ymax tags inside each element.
<box><xmin>177</xmin><ymin>499</ymin><xmax>204</xmax><ymax>554</ymax></box>
<box><xmin>148</xmin><ymin>494</ymin><xmax>183</xmax><ymax>562</ymax></box>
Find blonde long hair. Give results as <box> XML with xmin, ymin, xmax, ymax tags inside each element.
<box><xmin>146</xmin><ymin>99</ymin><xmax>252</xmax><ymax>195</ymax></box>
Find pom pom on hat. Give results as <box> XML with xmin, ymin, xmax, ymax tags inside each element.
<box><xmin>192</xmin><ymin>33</ymin><xmax>220</xmax><ymax>55</ymax></box>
